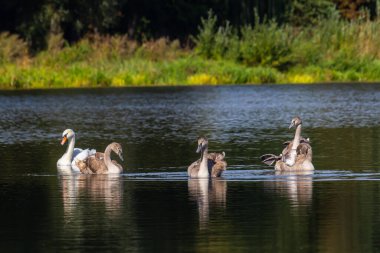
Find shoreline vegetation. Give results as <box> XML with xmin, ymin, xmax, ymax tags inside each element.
<box><xmin>2</xmin><ymin>12</ymin><xmax>380</xmax><ymax>89</ymax></box>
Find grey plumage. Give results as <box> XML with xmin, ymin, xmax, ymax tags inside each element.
<box><xmin>260</xmin><ymin>116</ymin><xmax>314</xmax><ymax>171</ymax></box>
<box><xmin>77</xmin><ymin>142</ymin><xmax>124</xmax><ymax>174</ymax></box>
<box><xmin>188</xmin><ymin>137</ymin><xmax>227</xmax><ymax>178</ymax></box>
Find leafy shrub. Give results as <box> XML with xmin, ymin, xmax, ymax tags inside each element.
<box><xmin>193</xmin><ymin>10</ymin><xmax>240</xmax><ymax>61</ymax></box>
<box><xmin>193</xmin><ymin>10</ymin><xmax>217</xmax><ymax>59</ymax></box>
<box><xmin>248</xmin><ymin>67</ymin><xmax>280</xmax><ymax>83</ymax></box>
<box><xmin>212</xmin><ymin>21</ymin><xmax>240</xmax><ymax>61</ymax></box>
<box><xmin>240</xmin><ymin>21</ymin><xmax>295</xmax><ymax>69</ymax></box>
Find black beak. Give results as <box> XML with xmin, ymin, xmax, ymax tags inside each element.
<box><xmin>118</xmin><ymin>151</ymin><xmax>124</xmax><ymax>162</ymax></box>
<box><xmin>196</xmin><ymin>144</ymin><xmax>202</xmax><ymax>153</ymax></box>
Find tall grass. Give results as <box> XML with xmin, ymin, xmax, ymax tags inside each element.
<box><xmin>0</xmin><ymin>32</ymin><xmax>29</xmax><ymax>64</ymax></box>
<box><xmin>2</xmin><ymin>14</ymin><xmax>380</xmax><ymax>89</ymax></box>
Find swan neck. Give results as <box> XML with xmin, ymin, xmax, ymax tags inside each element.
<box><xmin>292</xmin><ymin>124</ymin><xmax>302</xmax><ymax>150</ymax></box>
<box><xmin>104</xmin><ymin>145</ymin><xmax>120</xmax><ymax>173</ymax></box>
<box><xmin>65</xmin><ymin>136</ymin><xmax>75</xmax><ymax>160</ymax></box>
<box><xmin>284</xmin><ymin>124</ymin><xmax>302</xmax><ymax>167</ymax></box>
<box><xmin>201</xmin><ymin>146</ymin><xmax>208</xmax><ymax>162</ymax></box>
<box><xmin>104</xmin><ymin>145</ymin><xmax>113</xmax><ymax>167</ymax></box>
<box><xmin>199</xmin><ymin>146</ymin><xmax>209</xmax><ymax>176</ymax></box>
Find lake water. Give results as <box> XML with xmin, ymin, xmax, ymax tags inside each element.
<box><xmin>0</xmin><ymin>84</ymin><xmax>380</xmax><ymax>252</ymax></box>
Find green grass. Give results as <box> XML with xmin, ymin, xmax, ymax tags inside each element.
<box><xmin>2</xmin><ymin>16</ymin><xmax>380</xmax><ymax>89</ymax></box>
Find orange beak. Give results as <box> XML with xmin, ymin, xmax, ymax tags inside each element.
<box><xmin>61</xmin><ymin>136</ymin><xmax>68</xmax><ymax>145</ymax></box>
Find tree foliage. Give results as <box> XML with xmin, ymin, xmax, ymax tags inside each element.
<box><xmin>0</xmin><ymin>0</ymin><xmax>377</xmax><ymax>51</ymax></box>
<box><xmin>286</xmin><ymin>0</ymin><xmax>339</xmax><ymax>26</ymax></box>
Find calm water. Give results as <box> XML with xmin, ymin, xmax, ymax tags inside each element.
<box><xmin>1</xmin><ymin>84</ymin><xmax>380</xmax><ymax>252</ymax></box>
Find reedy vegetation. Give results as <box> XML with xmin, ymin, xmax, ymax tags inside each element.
<box><xmin>1</xmin><ymin>11</ymin><xmax>380</xmax><ymax>88</ymax></box>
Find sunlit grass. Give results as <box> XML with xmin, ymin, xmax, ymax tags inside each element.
<box><xmin>3</xmin><ymin>17</ymin><xmax>380</xmax><ymax>89</ymax></box>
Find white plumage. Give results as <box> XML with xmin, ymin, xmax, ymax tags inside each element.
<box><xmin>57</xmin><ymin>129</ymin><xmax>96</xmax><ymax>173</ymax></box>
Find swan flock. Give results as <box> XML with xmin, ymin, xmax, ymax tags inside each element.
<box><xmin>58</xmin><ymin>116</ymin><xmax>314</xmax><ymax>175</ymax></box>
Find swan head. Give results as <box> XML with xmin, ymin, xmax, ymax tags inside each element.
<box><xmin>61</xmin><ymin>129</ymin><xmax>75</xmax><ymax>145</ymax></box>
<box><xmin>289</xmin><ymin>116</ymin><xmax>302</xmax><ymax>129</ymax></box>
<box><xmin>216</xmin><ymin>152</ymin><xmax>226</xmax><ymax>161</ymax></box>
<box><xmin>196</xmin><ymin>137</ymin><xmax>208</xmax><ymax>153</ymax></box>
<box><xmin>111</xmin><ymin>142</ymin><xmax>124</xmax><ymax>161</ymax></box>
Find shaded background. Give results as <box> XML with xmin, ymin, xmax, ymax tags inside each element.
<box><xmin>0</xmin><ymin>0</ymin><xmax>377</xmax><ymax>51</ymax></box>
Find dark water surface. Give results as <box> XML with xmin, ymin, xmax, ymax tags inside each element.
<box><xmin>1</xmin><ymin>84</ymin><xmax>380</xmax><ymax>252</ymax></box>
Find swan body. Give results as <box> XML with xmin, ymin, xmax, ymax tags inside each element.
<box><xmin>71</xmin><ymin>148</ymin><xmax>96</xmax><ymax>172</ymax></box>
<box><xmin>188</xmin><ymin>137</ymin><xmax>227</xmax><ymax>178</ymax></box>
<box><xmin>76</xmin><ymin>142</ymin><xmax>124</xmax><ymax>174</ymax></box>
<box><xmin>274</xmin><ymin>142</ymin><xmax>314</xmax><ymax>171</ymax></box>
<box><xmin>57</xmin><ymin>129</ymin><xmax>97</xmax><ymax>174</ymax></box>
<box><xmin>261</xmin><ymin>117</ymin><xmax>314</xmax><ymax>171</ymax></box>
<box><xmin>57</xmin><ymin>129</ymin><xmax>83</xmax><ymax>167</ymax></box>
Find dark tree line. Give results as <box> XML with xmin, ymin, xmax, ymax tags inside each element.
<box><xmin>0</xmin><ymin>0</ymin><xmax>377</xmax><ymax>50</ymax></box>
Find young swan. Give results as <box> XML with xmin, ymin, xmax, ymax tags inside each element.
<box><xmin>260</xmin><ymin>116</ymin><xmax>314</xmax><ymax>171</ymax></box>
<box><xmin>188</xmin><ymin>137</ymin><xmax>227</xmax><ymax>178</ymax></box>
<box><xmin>76</xmin><ymin>142</ymin><xmax>124</xmax><ymax>174</ymax></box>
<box><xmin>210</xmin><ymin>152</ymin><xmax>227</xmax><ymax>177</ymax></box>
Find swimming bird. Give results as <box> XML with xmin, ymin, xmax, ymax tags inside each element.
<box><xmin>188</xmin><ymin>137</ymin><xmax>227</xmax><ymax>178</ymax></box>
<box><xmin>57</xmin><ymin>129</ymin><xmax>96</xmax><ymax>172</ymax></box>
<box><xmin>260</xmin><ymin>116</ymin><xmax>314</xmax><ymax>171</ymax></box>
<box><xmin>76</xmin><ymin>142</ymin><xmax>124</xmax><ymax>174</ymax></box>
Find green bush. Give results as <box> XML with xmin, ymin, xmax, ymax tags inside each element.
<box><xmin>240</xmin><ymin>21</ymin><xmax>294</xmax><ymax>69</ymax></box>
<box><xmin>212</xmin><ymin>21</ymin><xmax>240</xmax><ymax>61</ymax></box>
<box><xmin>193</xmin><ymin>10</ymin><xmax>240</xmax><ymax>61</ymax></box>
<box><xmin>193</xmin><ymin>10</ymin><xmax>217</xmax><ymax>59</ymax></box>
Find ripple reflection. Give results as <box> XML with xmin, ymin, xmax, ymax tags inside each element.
<box><xmin>59</xmin><ymin>174</ymin><xmax>123</xmax><ymax>220</ymax></box>
<box><xmin>264</xmin><ymin>170</ymin><xmax>314</xmax><ymax>207</ymax></box>
<box><xmin>188</xmin><ymin>178</ymin><xmax>227</xmax><ymax>229</ymax></box>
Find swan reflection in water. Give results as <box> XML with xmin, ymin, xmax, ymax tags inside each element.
<box><xmin>59</xmin><ymin>173</ymin><xmax>123</xmax><ymax>221</ymax></box>
<box><xmin>188</xmin><ymin>178</ymin><xmax>227</xmax><ymax>229</ymax></box>
<box><xmin>265</xmin><ymin>170</ymin><xmax>314</xmax><ymax>207</ymax></box>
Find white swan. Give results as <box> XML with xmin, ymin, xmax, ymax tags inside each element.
<box><xmin>57</xmin><ymin>129</ymin><xmax>95</xmax><ymax>173</ymax></box>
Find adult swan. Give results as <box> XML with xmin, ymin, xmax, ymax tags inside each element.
<box><xmin>57</xmin><ymin>129</ymin><xmax>95</xmax><ymax>173</ymax></box>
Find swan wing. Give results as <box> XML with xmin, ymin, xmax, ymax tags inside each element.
<box><xmin>297</xmin><ymin>143</ymin><xmax>313</xmax><ymax>161</ymax></box>
<box><xmin>87</xmin><ymin>155</ymin><xmax>108</xmax><ymax>174</ymax></box>
<box><xmin>71</xmin><ymin>149</ymin><xmax>96</xmax><ymax>172</ymax></box>
<box><xmin>260</xmin><ymin>154</ymin><xmax>281</xmax><ymax>166</ymax></box>
<box><xmin>281</xmin><ymin>142</ymin><xmax>292</xmax><ymax>163</ymax></box>
<box><xmin>72</xmin><ymin>148</ymin><xmax>83</xmax><ymax>159</ymax></box>
<box><xmin>207</xmin><ymin>152</ymin><xmax>225</xmax><ymax>161</ymax></box>
<box><xmin>188</xmin><ymin>159</ymin><xmax>200</xmax><ymax>177</ymax></box>
<box><xmin>211</xmin><ymin>160</ymin><xmax>227</xmax><ymax>177</ymax></box>
<box><xmin>282</xmin><ymin>137</ymin><xmax>311</xmax><ymax>166</ymax></box>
